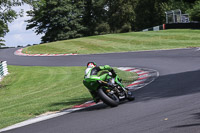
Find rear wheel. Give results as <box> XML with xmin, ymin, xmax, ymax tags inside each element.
<box><xmin>98</xmin><ymin>87</ymin><xmax>119</xmax><ymax>107</ymax></box>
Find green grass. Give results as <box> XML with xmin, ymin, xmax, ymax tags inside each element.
<box><xmin>0</xmin><ymin>66</ymin><xmax>137</xmax><ymax>129</ymax></box>
<box><xmin>23</xmin><ymin>29</ymin><xmax>200</xmax><ymax>54</ymax></box>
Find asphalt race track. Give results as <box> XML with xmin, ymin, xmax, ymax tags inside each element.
<box><xmin>1</xmin><ymin>48</ymin><xmax>200</xmax><ymax>133</ymax></box>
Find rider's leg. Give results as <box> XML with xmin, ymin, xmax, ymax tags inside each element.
<box><xmin>90</xmin><ymin>91</ymin><xmax>100</xmax><ymax>103</ymax></box>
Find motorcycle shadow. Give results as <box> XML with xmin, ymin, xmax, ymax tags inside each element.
<box><xmin>78</xmin><ymin>100</ymin><xmax>131</xmax><ymax>112</ymax></box>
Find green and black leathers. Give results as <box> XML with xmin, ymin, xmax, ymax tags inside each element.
<box><xmin>83</xmin><ymin>65</ymin><xmax>124</xmax><ymax>102</ymax></box>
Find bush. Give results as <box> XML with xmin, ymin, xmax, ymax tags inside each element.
<box><xmin>188</xmin><ymin>0</ymin><xmax>200</xmax><ymax>21</ymax></box>
<box><xmin>120</xmin><ymin>23</ymin><xmax>132</xmax><ymax>33</ymax></box>
<box><xmin>95</xmin><ymin>22</ymin><xmax>110</xmax><ymax>35</ymax></box>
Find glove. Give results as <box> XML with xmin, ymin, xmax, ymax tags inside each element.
<box><xmin>110</xmin><ymin>69</ymin><xmax>116</xmax><ymax>77</ymax></box>
<box><xmin>108</xmin><ymin>82</ymin><xmax>116</xmax><ymax>88</ymax></box>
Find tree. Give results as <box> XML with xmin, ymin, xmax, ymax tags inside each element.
<box><xmin>161</xmin><ymin>0</ymin><xmax>191</xmax><ymax>13</ymax></box>
<box><xmin>188</xmin><ymin>0</ymin><xmax>200</xmax><ymax>21</ymax></box>
<box><xmin>0</xmin><ymin>0</ymin><xmax>33</xmax><ymax>46</ymax></box>
<box><xmin>26</xmin><ymin>0</ymin><xmax>85</xmax><ymax>43</ymax></box>
<box><xmin>107</xmin><ymin>0</ymin><xmax>137</xmax><ymax>32</ymax></box>
<box><xmin>82</xmin><ymin>0</ymin><xmax>108</xmax><ymax>36</ymax></box>
<box><xmin>82</xmin><ymin>0</ymin><xmax>137</xmax><ymax>34</ymax></box>
<box><xmin>0</xmin><ymin>1</ymin><xmax>19</xmax><ymax>46</ymax></box>
<box><xmin>134</xmin><ymin>0</ymin><xmax>165</xmax><ymax>30</ymax></box>
<box><xmin>134</xmin><ymin>0</ymin><xmax>194</xmax><ymax>31</ymax></box>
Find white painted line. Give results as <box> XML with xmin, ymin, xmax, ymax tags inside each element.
<box><xmin>0</xmin><ymin>101</ymin><xmax>102</xmax><ymax>133</ymax></box>
<box><xmin>0</xmin><ymin>106</ymin><xmax>95</xmax><ymax>133</ymax></box>
<box><xmin>0</xmin><ymin>108</ymin><xmax>80</xmax><ymax>133</ymax></box>
<box><xmin>0</xmin><ymin>67</ymin><xmax>159</xmax><ymax>132</ymax></box>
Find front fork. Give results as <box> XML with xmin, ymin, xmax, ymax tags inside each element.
<box><xmin>121</xmin><ymin>87</ymin><xmax>130</xmax><ymax>98</ymax></box>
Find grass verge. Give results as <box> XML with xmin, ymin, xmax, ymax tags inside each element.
<box><xmin>0</xmin><ymin>66</ymin><xmax>137</xmax><ymax>129</ymax></box>
<box><xmin>23</xmin><ymin>29</ymin><xmax>200</xmax><ymax>54</ymax></box>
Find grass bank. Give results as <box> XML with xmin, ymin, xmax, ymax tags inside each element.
<box><xmin>0</xmin><ymin>66</ymin><xmax>137</xmax><ymax>129</ymax></box>
<box><xmin>23</xmin><ymin>29</ymin><xmax>200</xmax><ymax>54</ymax></box>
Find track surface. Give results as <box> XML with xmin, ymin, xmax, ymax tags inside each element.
<box><xmin>1</xmin><ymin>48</ymin><xmax>200</xmax><ymax>133</ymax></box>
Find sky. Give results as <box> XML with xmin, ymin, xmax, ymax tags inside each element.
<box><xmin>4</xmin><ymin>4</ymin><xmax>43</xmax><ymax>47</ymax></box>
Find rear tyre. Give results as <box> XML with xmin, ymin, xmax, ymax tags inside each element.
<box><xmin>98</xmin><ymin>87</ymin><xmax>119</xmax><ymax>107</ymax></box>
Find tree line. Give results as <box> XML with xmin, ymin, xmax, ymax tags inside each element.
<box><xmin>1</xmin><ymin>0</ymin><xmax>200</xmax><ymax>46</ymax></box>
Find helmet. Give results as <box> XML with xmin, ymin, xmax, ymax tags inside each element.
<box><xmin>87</xmin><ymin>62</ymin><xmax>97</xmax><ymax>68</ymax></box>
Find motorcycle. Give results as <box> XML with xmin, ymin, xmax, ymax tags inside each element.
<box><xmin>84</xmin><ymin>71</ymin><xmax>134</xmax><ymax>107</ymax></box>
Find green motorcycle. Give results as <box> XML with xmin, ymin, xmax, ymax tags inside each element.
<box><xmin>83</xmin><ymin>71</ymin><xmax>134</xmax><ymax>107</ymax></box>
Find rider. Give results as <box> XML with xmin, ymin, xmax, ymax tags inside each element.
<box><xmin>83</xmin><ymin>62</ymin><xmax>134</xmax><ymax>103</ymax></box>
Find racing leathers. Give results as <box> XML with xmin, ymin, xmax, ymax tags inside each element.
<box><xmin>83</xmin><ymin>65</ymin><xmax>116</xmax><ymax>103</ymax></box>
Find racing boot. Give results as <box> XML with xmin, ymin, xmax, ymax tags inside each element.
<box><xmin>126</xmin><ymin>88</ymin><xmax>135</xmax><ymax>101</ymax></box>
<box><xmin>90</xmin><ymin>91</ymin><xmax>101</xmax><ymax>103</ymax></box>
<box><xmin>93</xmin><ymin>97</ymin><xmax>100</xmax><ymax>103</ymax></box>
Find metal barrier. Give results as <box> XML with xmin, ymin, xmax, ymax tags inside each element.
<box><xmin>0</xmin><ymin>61</ymin><xmax>8</xmax><ymax>81</ymax></box>
<box><xmin>165</xmin><ymin>22</ymin><xmax>200</xmax><ymax>29</ymax></box>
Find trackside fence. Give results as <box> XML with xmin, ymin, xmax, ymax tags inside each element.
<box><xmin>0</xmin><ymin>61</ymin><xmax>8</xmax><ymax>81</ymax></box>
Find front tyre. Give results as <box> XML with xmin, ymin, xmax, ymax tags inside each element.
<box><xmin>98</xmin><ymin>87</ymin><xmax>119</xmax><ymax>107</ymax></box>
<box><xmin>126</xmin><ymin>90</ymin><xmax>135</xmax><ymax>101</ymax></box>
<box><xmin>127</xmin><ymin>96</ymin><xmax>135</xmax><ymax>101</ymax></box>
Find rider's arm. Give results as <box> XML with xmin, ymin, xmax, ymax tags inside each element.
<box><xmin>89</xmin><ymin>65</ymin><xmax>116</xmax><ymax>76</ymax></box>
<box><xmin>99</xmin><ymin>65</ymin><xmax>112</xmax><ymax>71</ymax></box>
<box><xmin>99</xmin><ymin>65</ymin><xmax>116</xmax><ymax>77</ymax></box>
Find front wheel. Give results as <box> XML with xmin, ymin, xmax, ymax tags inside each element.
<box><xmin>127</xmin><ymin>96</ymin><xmax>135</xmax><ymax>101</ymax></box>
<box><xmin>98</xmin><ymin>87</ymin><xmax>119</xmax><ymax>107</ymax></box>
<box><xmin>126</xmin><ymin>91</ymin><xmax>135</xmax><ymax>101</ymax></box>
